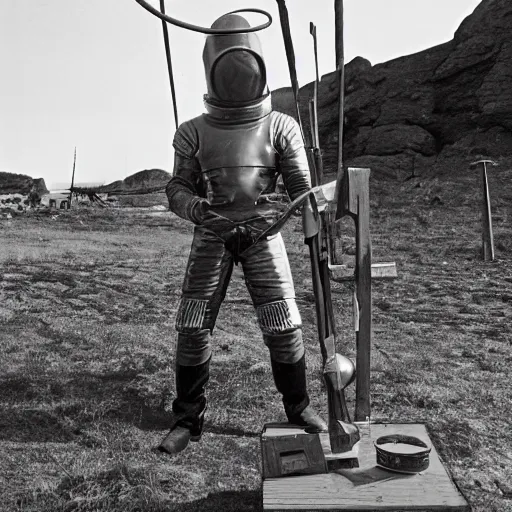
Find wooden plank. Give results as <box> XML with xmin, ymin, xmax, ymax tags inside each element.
<box><xmin>347</xmin><ymin>168</ymin><xmax>372</xmax><ymax>422</ymax></box>
<box><xmin>263</xmin><ymin>423</ymin><xmax>470</xmax><ymax>511</ymax></box>
<box><xmin>329</xmin><ymin>262</ymin><xmax>397</xmax><ymax>282</ymax></box>
<box><xmin>371</xmin><ymin>262</ymin><xmax>397</xmax><ymax>280</ymax></box>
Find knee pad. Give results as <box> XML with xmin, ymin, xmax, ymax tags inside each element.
<box><xmin>256</xmin><ymin>299</ymin><xmax>302</xmax><ymax>335</ymax></box>
<box><xmin>175</xmin><ymin>298</ymin><xmax>214</xmax><ymax>334</ymax></box>
<box><xmin>176</xmin><ymin>330</ymin><xmax>212</xmax><ymax>366</ymax></box>
<box><xmin>264</xmin><ymin>328</ymin><xmax>304</xmax><ymax>364</ymax></box>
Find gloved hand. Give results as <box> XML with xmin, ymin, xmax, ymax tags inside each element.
<box><xmin>189</xmin><ymin>197</ymin><xmax>211</xmax><ymax>225</ymax></box>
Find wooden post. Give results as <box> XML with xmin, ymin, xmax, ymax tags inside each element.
<box><xmin>344</xmin><ymin>168</ymin><xmax>372</xmax><ymax>422</ymax></box>
<box><xmin>470</xmin><ymin>159</ymin><xmax>497</xmax><ymax>262</ymax></box>
<box><xmin>333</xmin><ymin>168</ymin><xmax>372</xmax><ymax>421</ymax></box>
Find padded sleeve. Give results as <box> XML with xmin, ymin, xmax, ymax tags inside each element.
<box><xmin>271</xmin><ymin>112</ymin><xmax>311</xmax><ymax>201</ymax></box>
<box><xmin>166</xmin><ymin>121</ymin><xmax>207</xmax><ymax>224</ymax></box>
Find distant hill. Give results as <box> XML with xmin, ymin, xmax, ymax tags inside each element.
<box><xmin>98</xmin><ymin>169</ymin><xmax>171</xmax><ymax>195</ymax></box>
<box><xmin>89</xmin><ymin>168</ymin><xmax>172</xmax><ymax>207</ymax></box>
<box><xmin>0</xmin><ymin>172</ymin><xmax>48</xmax><ymax>195</ymax></box>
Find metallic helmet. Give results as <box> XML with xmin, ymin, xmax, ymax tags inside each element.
<box><xmin>203</xmin><ymin>14</ymin><xmax>268</xmax><ymax>106</ymax></box>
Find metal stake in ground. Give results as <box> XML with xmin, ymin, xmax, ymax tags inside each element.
<box><xmin>470</xmin><ymin>159</ymin><xmax>497</xmax><ymax>261</ymax></box>
<box><xmin>68</xmin><ymin>147</ymin><xmax>76</xmax><ymax>209</ymax></box>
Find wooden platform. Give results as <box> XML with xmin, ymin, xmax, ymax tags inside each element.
<box><xmin>263</xmin><ymin>423</ymin><xmax>470</xmax><ymax>511</ymax></box>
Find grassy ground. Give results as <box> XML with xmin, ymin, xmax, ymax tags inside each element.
<box><xmin>0</xmin><ymin>167</ymin><xmax>511</xmax><ymax>512</ymax></box>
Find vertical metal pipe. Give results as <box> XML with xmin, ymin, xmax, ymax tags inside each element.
<box><xmin>69</xmin><ymin>147</ymin><xmax>76</xmax><ymax>208</ymax></box>
<box><xmin>481</xmin><ymin>162</ymin><xmax>495</xmax><ymax>261</ymax></box>
<box><xmin>309</xmin><ymin>23</ymin><xmax>320</xmax><ymax>150</ymax></box>
<box><xmin>335</xmin><ymin>0</ymin><xmax>345</xmax><ymax>168</ymax></box>
<box><xmin>471</xmin><ymin>159</ymin><xmax>496</xmax><ymax>261</ymax></box>
<box><xmin>275</xmin><ymin>0</ymin><xmax>304</xmax><ymax>138</ymax></box>
<box><xmin>159</xmin><ymin>0</ymin><xmax>179</xmax><ymax>129</ymax></box>
<box><xmin>334</xmin><ymin>0</ymin><xmax>346</xmax><ymax>219</ymax></box>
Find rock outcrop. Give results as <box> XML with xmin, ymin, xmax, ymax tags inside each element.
<box><xmin>99</xmin><ymin>169</ymin><xmax>171</xmax><ymax>195</ymax></box>
<box><xmin>272</xmin><ymin>0</ymin><xmax>512</xmax><ymax>180</ymax></box>
<box><xmin>0</xmin><ymin>172</ymin><xmax>48</xmax><ymax>195</ymax></box>
<box><xmin>98</xmin><ymin>169</ymin><xmax>171</xmax><ymax>207</ymax></box>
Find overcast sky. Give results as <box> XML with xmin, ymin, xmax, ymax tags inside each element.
<box><xmin>1</xmin><ymin>0</ymin><xmax>481</xmax><ymax>189</ymax></box>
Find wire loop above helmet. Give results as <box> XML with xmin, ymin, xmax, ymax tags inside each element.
<box><xmin>134</xmin><ymin>1</ymin><xmax>272</xmax><ymax>34</ymax></box>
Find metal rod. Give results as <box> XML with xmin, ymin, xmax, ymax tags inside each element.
<box><xmin>69</xmin><ymin>147</ymin><xmax>76</xmax><ymax>208</ymax></box>
<box><xmin>275</xmin><ymin>0</ymin><xmax>304</xmax><ymax>138</ymax></box>
<box><xmin>134</xmin><ymin>1</ymin><xmax>272</xmax><ymax>34</ymax></box>
<box><xmin>159</xmin><ymin>0</ymin><xmax>179</xmax><ymax>129</ymax></box>
<box><xmin>309</xmin><ymin>22</ymin><xmax>320</xmax><ymax>149</ymax></box>
<box><xmin>481</xmin><ymin>162</ymin><xmax>495</xmax><ymax>261</ymax></box>
<box><xmin>470</xmin><ymin>159</ymin><xmax>497</xmax><ymax>262</ymax></box>
<box><xmin>334</xmin><ymin>0</ymin><xmax>346</xmax><ymax>220</ymax></box>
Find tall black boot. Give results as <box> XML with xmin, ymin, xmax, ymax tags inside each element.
<box><xmin>158</xmin><ymin>358</ymin><xmax>210</xmax><ymax>455</ymax></box>
<box><xmin>270</xmin><ymin>355</ymin><xmax>327</xmax><ymax>433</ymax></box>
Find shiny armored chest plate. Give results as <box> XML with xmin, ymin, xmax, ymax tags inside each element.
<box><xmin>194</xmin><ymin>114</ymin><xmax>278</xmax><ymax>212</ymax></box>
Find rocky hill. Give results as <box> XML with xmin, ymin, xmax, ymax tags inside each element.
<box><xmin>99</xmin><ymin>169</ymin><xmax>171</xmax><ymax>195</ymax></box>
<box><xmin>272</xmin><ymin>0</ymin><xmax>512</xmax><ymax>180</ymax></box>
<box><xmin>0</xmin><ymin>172</ymin><xmax>48</xmax><ymax>195</ymax></box>
<box><xmin>95</xmin><ymin>168</ymin><xmax>171</xmax><ymax>207</ymax></box>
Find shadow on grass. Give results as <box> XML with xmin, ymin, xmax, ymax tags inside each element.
<box><xmin>0</xmin><ymin>408</ymin><xmax>77</xmax><ymax>443</ymax></box>
<box><xmin>175</xmin><ymin>490</ymin><xmax>262</xmax><ymax>512</ymax></box>
<box><xmin>0</xmin><ymin>369</ymin><xmax>174</xmax><ymax>440</ymax></box>
<box><xmin>0</xmin><ymin>367</ymin><xmax>269</xmax><ymax>441</ymax></box>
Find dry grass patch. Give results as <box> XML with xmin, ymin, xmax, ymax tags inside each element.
<box><xmin>1</xmin><ymin>173</ymin><xmax>511</xmax><ymax>512</ymax></box>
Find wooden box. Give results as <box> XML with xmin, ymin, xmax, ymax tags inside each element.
<box><xmin>261</xmin><ymin>423</ymin><xmax>328</xmax><ymax>479</ymax></box>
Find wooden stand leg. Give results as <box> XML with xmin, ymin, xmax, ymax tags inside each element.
<box><xmin>344</xmin><ymin>168</ymin><xmax>372</xmax><ymax>422</ymax></box>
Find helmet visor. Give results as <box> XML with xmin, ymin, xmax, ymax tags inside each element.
<box><xmin>211</xmin><ymin>49</ymin><xmax>266</xmax><ymax>104</ymax></box>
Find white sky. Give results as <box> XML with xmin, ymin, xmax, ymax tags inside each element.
<box><xmin>0</xmin><ymin>0</ymin><xmax>481</xmax><ymax>188</ymax></box>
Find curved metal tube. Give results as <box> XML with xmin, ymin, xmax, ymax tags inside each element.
<box><xmin>134</xmin><ymin>0</ymin><xmax>272</xmax><ymax>34</ymax></box>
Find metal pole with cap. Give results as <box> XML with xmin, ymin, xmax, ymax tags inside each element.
<box><xmin>470</xmin><ymin>159</ymin><xmax>497</xmax><ymax>261</ymax></box>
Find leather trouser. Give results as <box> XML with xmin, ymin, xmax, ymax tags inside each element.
<box><xmin>175</xmin><ymin>224</ymin><xmax>305</xmax><ymax>367</ymax></box>
<box><xmin>172</xmin><ymin>224</ymin><xmax>306</xmax><ymax>427</ymax></box>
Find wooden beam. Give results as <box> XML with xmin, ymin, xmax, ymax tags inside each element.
<box><xmin>330</xmin><ymin>262</ymin><xmax>397</xmax><ymax>282</ymax></box>
<box><xmin>348</xmin><ymin>168</ymin><xmax>372</xmax><ymax>422</ymax></box>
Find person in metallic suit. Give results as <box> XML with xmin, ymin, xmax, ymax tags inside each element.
<box><xmin>159</xmin><ymin>13</ymin><xmax>327</xmax><ymax>455</ymax></box>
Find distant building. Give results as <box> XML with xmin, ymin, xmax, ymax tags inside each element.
<box><xmin>40</xmin><ymin>190</ymin><xmax>70</xmax><ymax>209</ymax></box>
